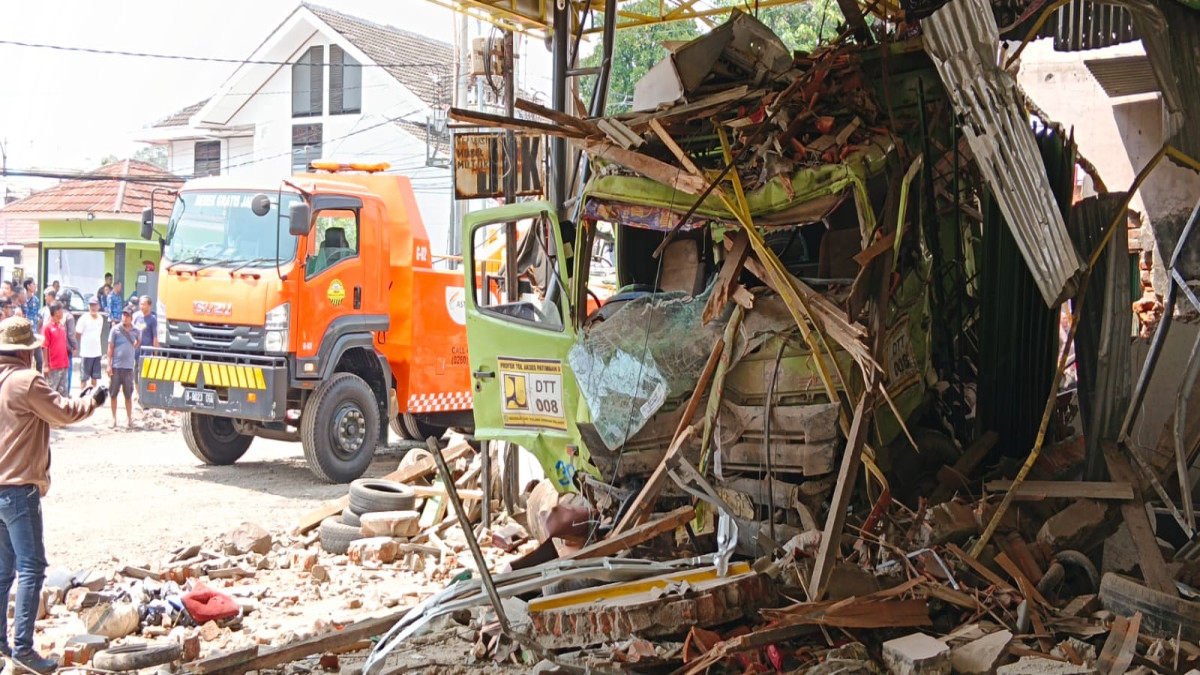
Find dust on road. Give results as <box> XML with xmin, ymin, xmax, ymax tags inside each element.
<box><xmin>44</xmin><ymin>409</ymin><xmax>412</xmax><ymax>573</ymax></box>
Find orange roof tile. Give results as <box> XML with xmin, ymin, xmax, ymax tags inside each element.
<box><xmin>0</xmin><ymin>160</ymin><xmax>183</xmax><ymax>219</ymax></box>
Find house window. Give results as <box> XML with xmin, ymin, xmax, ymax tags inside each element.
<box><xmin>292</xmin><ymin>46</ymin><xmax>324</xmax><ymax>117</ymax></box>
<box><xmin>292</xmin><ymin>124</ymin><xmax>323</xmax><ymax>172</ymax></box>
<box><xmin>193</xmin><ymin>141</ymin><xmax>221</xmax><ymax>177</ymax></box>
<box><xmin>330</xmin><ymin>45</ymin><xmax>362</xmax><ymax>115</ymax></box>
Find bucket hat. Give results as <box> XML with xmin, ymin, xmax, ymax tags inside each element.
<box><xmin>0</xmin><ymin>316</ymin><xmax>44</xmax><ymax>351</ymax></box>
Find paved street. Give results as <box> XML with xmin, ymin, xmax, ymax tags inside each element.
<box><xmin>44</xmin><ymin>410</ymin><xmax>410</xmax><ymax>573</ymax></box>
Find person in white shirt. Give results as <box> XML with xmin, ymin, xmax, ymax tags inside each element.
<box><xmin>75</xmin><ymin>296</ymin><xmax>105</xmax><ymax>389</ymax></box>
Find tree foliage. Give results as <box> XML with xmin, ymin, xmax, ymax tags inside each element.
<box><xmin>133</xmin><ymin>145</ymin><xmax>168</xmax><ymax>169</ymax></box>
<box><xmin>582</xmin><ymin>1</ymin><xmax>844</xmax><ymax>115</ymax></box>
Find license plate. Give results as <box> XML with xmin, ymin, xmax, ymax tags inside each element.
<box><xmin>184</xmin><ymin>388</ymin><xmax>216</xmax><ymax>408</ymax></box>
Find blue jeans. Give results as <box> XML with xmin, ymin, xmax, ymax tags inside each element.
<box><xmin>0</xmin><ymin>486</ymin><xmax>46</xmax><ymax>653</ymax></box>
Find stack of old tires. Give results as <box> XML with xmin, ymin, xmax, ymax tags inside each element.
<box><xmin>318</xmin><ymin>478</ymin><xmax>417</xmax><ymax>554</ymax></box>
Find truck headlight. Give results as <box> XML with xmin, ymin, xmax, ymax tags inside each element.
<box><xmin>264</xmin><ymin>302</ymin><xmax>289</xmax><ymax>353</ymax></box>
<box><xmin>156</xmin><ymin>300</ymin><xmax>168</xmax><ymax>345</ymax></box>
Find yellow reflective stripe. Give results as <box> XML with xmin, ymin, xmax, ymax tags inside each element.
<box><xmin>253</xmin><ymin>368</ymin><xmax>266</xmax><ymax>390</ymax></box>
<box><xmin>202</xmin><ymin>363</ymin><xmax>212</xmax><ymax>386</ymax></box>
<box><xmin>141</xmin><ymin>358</ymin><xmax>153</xmax><ymax>378</ymax></box>
<box><xmin>235</xmin><ymin>366</ymin><xmax>248</xmax><ymax>389</ymax></box>
<box><xmin>186</xmin><ymin>362</ymin><xmax>200</xmax><ymax>384</ymax></box>
<box><xmin>219</xmin><ymin>365</ymin><xmax>231</xmax><ymax>388</ymax></box>
<box><xmin>153</xmin><ymin>359</ymin><xmax>168</xmax><ymax>380</ymax></box>
<box><xmin>169</xmin><ymin>360</ymin><xmax>183</xmax><ymax>381</ymax></box>
<box><xmin>214</xmin><ymin>365</ymin><xmax>225</xmax><ymax>388</ymax></box>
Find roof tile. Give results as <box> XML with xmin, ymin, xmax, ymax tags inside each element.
<box><xmin>0</xmin><ymin>160</ymin><xmax>183</xmax><ymax>219</ymax></box>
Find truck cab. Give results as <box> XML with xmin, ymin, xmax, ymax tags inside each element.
<box><xmin>139</xmin><ymin>163</ymin><xmax>472</xmax><ymax>482</ymax></box>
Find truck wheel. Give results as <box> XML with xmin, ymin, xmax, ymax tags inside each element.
<box><xmin>390</xmin><ymin>414</ymin><xmax>412</xmax><ymax>440</ymax></box>
<box><xmin>182</xmin><ymin>413</ymin><xmax>253</xmax><ymax>465</ymax></box>
<box><xmin>401</xmin><ymin>412</ymin><xmax>447</xmax><ymax>442</ymax></box>
<box><xmin>301</xmin><ymin>373</ymin><xmax>380</xmax><ymax>483</ymax></box>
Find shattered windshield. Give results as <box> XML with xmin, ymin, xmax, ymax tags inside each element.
<box><xmin>165</xmin><ymin>191</ymin><xmax>302</xmax><ymax>267</ymax></box>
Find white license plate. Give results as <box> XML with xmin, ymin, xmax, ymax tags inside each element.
<box><xmin>184</xmin><ymin>388</ymin><xmax>216</xmax><ymax>408</ymax></box>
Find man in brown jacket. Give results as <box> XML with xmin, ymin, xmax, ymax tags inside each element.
<box><xmin>0</xmin><ymin>317</ymin><xmax>105</xmax><ymax>674</ymax></box>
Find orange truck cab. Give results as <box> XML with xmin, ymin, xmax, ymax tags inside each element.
<box><xmin>137</xmin><ymin>163</ymin><xmax>473</xmax><ymax>482</ymax></box>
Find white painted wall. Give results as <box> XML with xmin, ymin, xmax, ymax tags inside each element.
<box><xmin>159</xmin><ymin>24</ymin><xmax>453</xmax><ymax>253</ymax></box>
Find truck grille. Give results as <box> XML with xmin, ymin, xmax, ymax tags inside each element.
<box><xmin>167</xmin><ymin>321</ymin><xmax>265</xmax><ymax>352</ymax></box>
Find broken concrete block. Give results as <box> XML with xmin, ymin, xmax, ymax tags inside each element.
<box><xmin>360</xmin><ymin>511</ymin><xmax>420</xmax><ymax>538</ymax></box>
<box><xmin>347</xmin><ymin>537</ymin><xmax>400</xmax><ymax>566</ymax></box>
<box><xmin>996</xmin><ymin>657</ymin><xmax>1095</xmax><ymax>675</ymax></box>
<box><xmin>199</xmin><ymin>620</ymin><xmax>221</xmax><ymax>642</ymax></box>
<box><xmin>182</xmin><ymin>634</ymin><xmax>201</xmax><ymax>662</ymax></box>
<box><xmin>1036</xmin><ymin>499</ymin><xmax>1110</xmax><ymax>552</ymax></box>
<box><xmin>1102</xmin><ymin>524</ymin><xmax>1139</xmax><ymax>575</ymax></box>
<box><xmin>65</xmin><ymin>588</ymin><xmax>105</xmax><ymax>612</ymax></box>
<box><xmin>925</xmin><ymin>502</ymin><xmax>979</xmax><ymax>546</ymax></box>
<box><xmin>809</xmin><ymin>642</ymin><xmax>876</xmax><ymax>675</ymax></box>
<box><xmin>228</xmin><ymin>522</ymin><xmax>273</xmax><ymax>555</ymax></box>
<box><xmin>950</xmin><ymin>629</ymin><xmax>1012</xmax><ymax>675</ymax></box>
<box><xmin>883</xmin><ymin>633</ymin><xmax>951</xmax><ymax>675</ymax></box>
<box><xmin>62</xmin><ymin>635</ymin><xmax>108</xmax><ymax>666</ymax></box>
<box><xmin>291</xmin><ymin>549</ymin><xmax>319</xmax><ymax>572</ymax></box>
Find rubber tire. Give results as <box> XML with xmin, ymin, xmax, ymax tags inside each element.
<box><xmin>349</xmin><ymin>478</ymin><xmax>417</xmax><ymax>514</ymax></box>
<box><xmin>300</xmin><ymin>373</ymin><xmax>380</xmax><ymax>483</ymax></box>
<box><xmin>93</xmin><ymin>643</ymin><xmax>183</xmax><ymax>671</ymax></box>
<box><xmin>401</xmin><ymin>413</ymin><xmax>447</xmax><ymax>442</ymax></box>
<box><xmin>182</xmin><ymin>412</ymin><xmax>253</xmax><ymax>465</ymax></box>
<box><xmin>390</xmin><ymin>414</ymin><xmax>415</xmax><ymax>441</ymax></box>
<box><xmin>1100</xmin><ymin>572</ymin><xmax>1200</xmax><ymax>641</ymax></box>
<box><xmin>319</xmin><ymin>516</ymin><xmax>364</xmax><ymax>555</ymax></box>
<box><xmin>341</xmin><ymin>506</ymin><xmax>361</xmax><ymax>527</ymax></box>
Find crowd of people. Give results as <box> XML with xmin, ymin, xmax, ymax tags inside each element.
<box><xmin>0</xmin><ymin>274</ymin><xmax>157</xmax><ymax>429</ymax></box>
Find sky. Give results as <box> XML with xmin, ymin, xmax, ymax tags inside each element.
<box><xmin>0</xmin><ymin>0</ymin><xmax>529</xmax><ymax>178</ymax></box>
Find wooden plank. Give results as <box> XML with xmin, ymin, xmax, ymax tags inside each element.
<box><xmin>808</xmin><ymin>395</ymin><xmax>871</xmax><ymax>601</ymax></box>
<box><xmin>514</xmin><ymin>98</ymin><xmax>599</xmax><ymax>136</ymax></box>
<box><xmin>448</xmin><ymin>107</ymin><xmax>583</xmax><ymax>138</ymax></box>
<box><xmin>1103</xmin><ymin>441</ymin><xmax>1176</xmax><ymax>595</ymax></box>
<box><xmin>1097</xmin><ymin>612</ymin><xmax>1140</xmax><ymax>675</ymax></box>
<box><xmin>944</xmin><ymin>543</ymin><xmax>1016</xmax><ymax>593</ymax></box>
<box><xmin>410</xmin><ymin>484</ymin><xmax>484</xmax><ymax>501</ymax></box>
<box><xmin>612</xmin><ymin>336</ymin><xmax>725</xmax><ymax>536</ymax></box>
<box><xmin>566</xmin><ymin>505</ymin><xmax>695</xmax><ymax>560</ymax></box>
<box><xmin>576</xmin><ymin>140</ymin><xmax>708</xmax><ymax>195</ymax></box>
<box><xmin>851</xmin><ymin>231</ymin><xmax>896</xmax><ymax>267</ymax></box>
<box><xmin>296</xmin><ymin>443</ymin><xmax>472</xmax><ymax>533</ymax></box>
<box><xmin>932</xmin><ymin>431</ymin><xmax>999</xmax><ymax>503</ymax></box>
<box><xmin>702</xmin><ymin>230</ymin><xmax>751</xmax><ymax>325</ymax></box>
<box><xmin>188</xmin><ymin>610</ymin><xmax>409</xmax><ymax>675</ymax></box>
<box><xmin>995</xmin><ymin>552</ymin><xmax>1051</xmax><ymax>608</ymax></box>
<box><xmin>983</xmin><ymin>480</ymin><xmax>1133</xmax><ymax>501</ymax></box>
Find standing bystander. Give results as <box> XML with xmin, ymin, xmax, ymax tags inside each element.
<box><xmin>75</xmin><ymin>298</ymin><xmax>104</xmax><ymax>390</ymax></box>
<box><xmin>58</xmin><ymin>292</ymin><xmax>77</xmax><ymax>396</ymax></box>
<box><xmin>106</xmin><ymin>281</ymin><xmax>124</xmax><ymax>326</ymax></box>
<box><xmin>0</xmin><ymin>315</ymin><xmax>105</xmax><ymax>674</ymax></box>
<box><xmin>106</xmin><ymin>309</ymin><xmax>138</xmax><ymax>429</ymax></box>
<box><xmin>40</xmin><ymin>305</ymin><xmax>70</xmax><ymax>396</ymax></box>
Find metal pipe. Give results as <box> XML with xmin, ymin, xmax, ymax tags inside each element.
<box><xmin>550</xmin><ymin>1</ymin><xmax>569</xmax><ymax>215</ymax></box>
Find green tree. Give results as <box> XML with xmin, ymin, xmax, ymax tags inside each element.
<box><xmin>133</xmin><ymin>145</ymin><xmax>169</xmax><ymax>169</ymax></box>
<box><xmin>581</xmin><ymin>0</ymin><xmax>843</xmax><ymax>115</ymax></box>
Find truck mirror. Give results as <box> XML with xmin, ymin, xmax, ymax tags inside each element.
<box><xmin>288</xmin><ymin>202</ymin><xmax>312</xmax><ymax>236</ymax></box>
<box><xmin>251</xmin><ymin>194</ymin><xmax>271</xmax><ymax>217</ymax></box>
<box><xmin>140</xmin><ymin>207</ymin><xmax>154</xmax><ymax>240</ymax></box>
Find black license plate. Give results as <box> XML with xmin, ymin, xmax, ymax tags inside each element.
<box><xmin>184</xmin><ymin>388</ymin><xmax>216</xmax><ymax>408</ymax></box>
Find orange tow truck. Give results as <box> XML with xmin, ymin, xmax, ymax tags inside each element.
<box><xmin>137</xmin><ymin>162</ymin><xmax>473</xmax><ymax>482</ymax></box>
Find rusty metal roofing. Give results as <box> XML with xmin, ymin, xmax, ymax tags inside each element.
<box><xmin>923</xmin><ymin>0</ymin><xmax>1084</xmax><ymax>306</ymax></box>
<box><xmin>0</xmin><ymin>160</ymin><xmax>182</xmax><ymax>219</ymax></box>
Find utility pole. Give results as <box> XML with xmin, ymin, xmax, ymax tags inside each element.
<box><xmin>503</xmin><ymin>31</ymin><xmax>518</xmax><ymax>304</ymax></box>
<box><xmin>447</xmin><ymin>11</ymin><xmax>471</xmax><ymax>266</ymax></box>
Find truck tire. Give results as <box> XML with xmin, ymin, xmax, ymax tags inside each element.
<box><xmin>341</xmin><ymin>506</ymin><xmax>361</xmax><ymax>527</ymax></box>
<box><xmin>182</xmin><ymin>413</ymin><xmax>253</xmax><ymax>466</ymax></box>
<box><xmin>401</xmin><ymin>412</ymin><xmax>447</xmax><ymax>442</ymax></box>
<box><xmin>350</xmin><ymin>479</ymin><xmax>417</xmax><ymax>514</ymax></box>
<box><xmin>301</xmin><ymin>373</ymin><xmax>380</xmax><ymax>483</ymax></box>
<box><xmin>390</xmin><ymin>414</ymin><xmax>412</xmax><ymax>440</ymax></box>
<box><xmin>1099</xmin><ymin>572</ymin><xmax>1200</xmax><ymax>641</ymax></box>
<box><xmin>319</xmin><ymin>517</ymin><xmax>364</xmax><ymax>555</ymax></box>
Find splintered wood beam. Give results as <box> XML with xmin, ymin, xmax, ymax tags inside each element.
<box><xmin>514</xmin><ymin>98</ymin><xmax>599</xmax><ymax>136</ymax></box>
<box><xmin>566</xmin><ymin>505</ymin><xmax>695</xmax><ymax>560</ymax></box>
<box><xmin>983</xmin><ymin>480</ymin><xmax>1134</xmax><ymax>501</ymax></box>
<box><xmin>808</xmin><ymin>394</ymin><xmax>871</xmax><ymax>601</ymax></box>
<box><xmin>1103</xmin><ymin>442</ymin><xmax>1176</xmax><ymax>595</ymax></box>
<box><xmin>449</xmin><ymin>107</ymin><xmax>583</xmax><ymax>138</ymax></box>
<box><xmin>577</xmin><ymin>140</ymin><xmax>708</xmax><ymax>194</ymax></box>
<box><xmin>703</xmin><ymin>230</ymin><xmax>751</xmax><ymax>325</ymax></box>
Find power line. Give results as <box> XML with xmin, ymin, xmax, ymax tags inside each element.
<box><xmin>0</xmin><ymin>169</ymin><xmax>184</xmax><ymax>184</ymax></box>
<box><xmin>0</xmin><ymin>39</ymin><xmax>452</xmax><ymax>70</ymax></box>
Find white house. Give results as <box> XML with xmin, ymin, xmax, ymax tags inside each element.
<box><xmin>136</xmin><ymin>3</ymin><xmax>455</xmax><ymax>253</ymax></box>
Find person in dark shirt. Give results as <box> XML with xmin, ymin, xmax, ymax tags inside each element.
<box><xmin>106</xmin><ymin>309</ymin><xmax>138</xmax><ymax>429</ymax></box>
<box><xmin>106</xmin><ymin>281</ymin><xmax>124</xmax><ymax>324</ymax></box>
<box><xmin>136</xmin><ymin>295</ymin><xmax>157</xmax><ymax>356</ymax></box>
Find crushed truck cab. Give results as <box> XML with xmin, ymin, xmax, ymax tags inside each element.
<box><xmin>139</xmin><ymin>164</ymin><xmax>472</xmax><ymax>482</ymax></box>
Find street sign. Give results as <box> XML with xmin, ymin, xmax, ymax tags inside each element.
<box><xmin>453</xmin><ymin>131</ymin><xmax>544</xmax><ymax>200</ymax></box>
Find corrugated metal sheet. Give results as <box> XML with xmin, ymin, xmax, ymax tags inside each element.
<box><xmin>1130</xmin><ymin>0</ymin><xmax>1200</xmax><ymax>162</ymax></box>
<box><xmin>1051</xmin><ymin>1</ymin><xmax>1138</xmax><ymax>51</ymax></box>
<box><xmin>923</xmin><ymin>0</ymin><xmax>1085</xmax><ymax>306</ymax></box>
<box><xmin>1069</xmin><ymin>193</ymin><xmax>1133</xmax><ymax>480</ymax></box>
<box><xmin>1085</xmin><ymin>55</ymin><xmax>1159</xmax><ymax>97</ymax></box>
